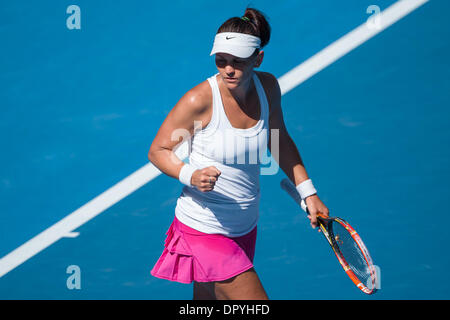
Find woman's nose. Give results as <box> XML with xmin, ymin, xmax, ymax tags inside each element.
<box><xmin>224</xmin><ymin>64</ymin><xmax>235</xmax><ymax>75</ymax></box>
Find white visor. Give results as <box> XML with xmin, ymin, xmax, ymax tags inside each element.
<box><xmin>210</xmin><ymin>32</ymin><xmax>261</xmax><ymax>58</ymax></box>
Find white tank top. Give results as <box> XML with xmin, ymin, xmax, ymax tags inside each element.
<box><xmin>175</xmin><ymin>72</ymin><xmax>270</xmax><ymax>237</ymax></box>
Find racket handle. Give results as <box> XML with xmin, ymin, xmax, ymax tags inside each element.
<box><xmin>280</xmin><ymin>178</ymin><xmax>308</xmax><ymax>214</ymax></box>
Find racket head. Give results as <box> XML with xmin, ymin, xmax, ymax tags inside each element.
<box><xmin>325</xmin><ymin>217</ymin><xmax>378</xmax><ymax>294</ymax></box>
<box><xmin>280</xmin><ymin>178</ymin><xmax>378</xmax><ymax>294</ymax></box>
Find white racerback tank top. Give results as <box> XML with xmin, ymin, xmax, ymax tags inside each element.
<box><xmin>175</xmin><ymin>72</ymin><xmax>270</xmax><ymax>237</ymax></box>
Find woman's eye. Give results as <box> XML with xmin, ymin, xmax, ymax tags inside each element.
<box><xmin>216</xmin><ymin>59</ymin><xmax>225</xmax><ymax>66</ymax></box>
<box><xmin>215</xmin><ymin>59</ymin><xmax>246</xmax><ymax>68</ymax></box>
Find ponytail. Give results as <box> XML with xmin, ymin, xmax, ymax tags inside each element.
<box><xmin>216</xmin><ymin>7</ymin><xmax>271</xmax><ymax>51</ymax></box>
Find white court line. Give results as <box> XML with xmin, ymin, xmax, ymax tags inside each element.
<box><xmin>0</xmin><ymin>0</ymin><xmax>429</xmax><ymax>278</ymax></box>
<box><xmin>278</xmin><ymin>0</ymin><xmax>430</xmax><ymax>94</ymax></box>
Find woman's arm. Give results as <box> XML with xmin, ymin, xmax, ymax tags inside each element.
<box><xmin>264</xmin><ymin>73</ymin><xmax>329</xmax><ymax>227</ymax></box>
<box><xmin>265</xmin><ymin>73</ymin><xmax>308</xmax><ymax>185</ymax></box>
<box><xmin>148</xmin><ymin>84</ymin><xmax>220</xmax><ymax>191</ymax></box>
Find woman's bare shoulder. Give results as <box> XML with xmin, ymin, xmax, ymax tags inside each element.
<box><xmin>178</xmin><ymin>78</ymin><xmax>213</xmax><ymax>115</ymax></box>
<box><xmin>166</xmin><ymin>78</ymin><xmax>213</xmax><ymax>130</ymax></box>
<box><xmin>254</xmin><ymin>71</ymin><xmax>281</xmax><ymax>114</ymax></box>
<box><xmin>255</xmin><ymin>71</ymin><xmax>279</xmax><ymax>90</ymax></box>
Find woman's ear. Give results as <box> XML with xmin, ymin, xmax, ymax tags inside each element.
<box><xmin>254</xmin><ymin>50</ymin><xmax>264</xmax><ymax>68</ymax></box>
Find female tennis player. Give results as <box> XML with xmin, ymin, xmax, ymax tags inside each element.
<box><xmin>148</xmin><ymin>8</ymin><xmax>329</xmax><ymax>300</ymax></box>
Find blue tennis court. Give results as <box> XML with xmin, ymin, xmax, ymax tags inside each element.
<box><xmin>1</xmin><ymin>0</ymin><xmax>449</xmax><ymax>299</ymax></box>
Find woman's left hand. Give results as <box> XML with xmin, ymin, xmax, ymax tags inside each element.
<box><xmin>305</xmin><ymin>195</ymin><xmax>329</xmax><ymax>230</ymax></box>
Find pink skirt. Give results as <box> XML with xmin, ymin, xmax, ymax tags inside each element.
<box><xmin>150</xmin><ymin>216</ymin><xmax>257</xmax><ymax>284</ymax></box>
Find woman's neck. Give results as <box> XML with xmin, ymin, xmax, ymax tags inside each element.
<box><xmin>226</xmin><ymin>72</ymin><xmax>255</xmax><ymax>105</ymax></box>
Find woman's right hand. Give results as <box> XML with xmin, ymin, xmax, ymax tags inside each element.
<box><xmin>191</xmin><ymin>166</ymin><xmax>221</xmax><ymax>192</ymax></box>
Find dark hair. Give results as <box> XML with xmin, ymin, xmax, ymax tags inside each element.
<box><xmin>216</xmin><ymin>7</ymin><xmax>271</xmax><ymax>53</ymax></box>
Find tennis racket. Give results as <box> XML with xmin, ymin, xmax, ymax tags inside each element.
<box><xmin>280</xmin><ymin>178</ymin><xmax>378</xmax><ymax>295</ymax></box>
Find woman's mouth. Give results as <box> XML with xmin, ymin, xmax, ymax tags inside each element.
<box><xmin>225</xmin><ymin>77</ymin><xmax>238</xmax><ymax>82</ymax></box>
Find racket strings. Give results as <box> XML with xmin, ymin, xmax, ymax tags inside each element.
<box><xmin>330</xmin><ymin>221</ymin><xmax>375</xmax><ymax>290</ymax></box>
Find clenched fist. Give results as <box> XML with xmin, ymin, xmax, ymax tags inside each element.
<box><xmin>191</xmin><ymin>166</ymin><xmax>221</xmax><ymax>192</ymax></box>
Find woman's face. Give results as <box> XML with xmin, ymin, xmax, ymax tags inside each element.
<box><xmin>215</xmin><ymin>51</ymin><xmax>263</xmax><ymax>88</ymax></box>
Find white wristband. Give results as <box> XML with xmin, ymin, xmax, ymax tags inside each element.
<box><xmin>178</xmin><ymin>164</ymin><xmax>196</xmax><ymax>187</ymax></box>
<box><xmin>296</xmin><ymin>179</ymin><xmax>317</xmax><ymax>200</ymax></box>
